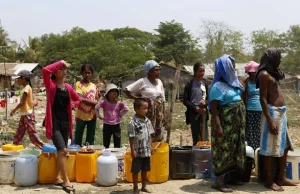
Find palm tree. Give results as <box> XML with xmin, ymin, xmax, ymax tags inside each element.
<box><xmin>20</xmin><ymin>36</ymin><xmax>42</xmax><ymax>62</ymax></box>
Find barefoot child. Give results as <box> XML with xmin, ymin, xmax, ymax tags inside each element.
<box><xmin>74</xmin><ymin>64</ymin><xmax>98</xmax><ymax>146</ymax></box>
<box><xmin>128</xmin><ymin>98</ymin><xmax>154</xmax><ymax>194</ymax></box>
<box><xmin>256</xmin><ymin>48</ymin><xmax>296</xmax><ymax>191</ymax></box>
<box><xmin>95</xmin><ymin>83</ymin><xmax>128</xmax><ymax>148</ymax></box>
<box><xmin>10</xmin><ymin>70</ymin><xmax>44</xmax><ymax>149</ymax></box>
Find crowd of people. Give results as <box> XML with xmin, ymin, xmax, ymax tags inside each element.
<box><xmin>7</xmin><ymin>47</ymin><xmax>297</xmax><ymax>193</ymax></box>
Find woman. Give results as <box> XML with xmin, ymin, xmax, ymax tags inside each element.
<box><xmin>183</xmin><ymin>62</ymin><xmax>209</xmax><ymax>145</ymax></box>
<box><xmin>242</xmin><ymin>61</ymin><xmax>262</xmax><ymax>151</ymax></box>
<box><xmin>124</xmin><ymin>60</ymin><xmax>166</xmax><ymax>142</ymax></box>
<box><xmin>209</xmin><ymin>55</ymin><xmax>246</xmax><ymax>193</ymax></box>
<box><xmin>43</xmin><ymin>60</ymin><xmax>83</xmax><ymax>193</ymax></box>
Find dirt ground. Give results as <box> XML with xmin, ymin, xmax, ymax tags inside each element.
<box><xmin>1</xmin><ymin>97</ymin><xmax>300</xmax><ymax>193</ymax></box>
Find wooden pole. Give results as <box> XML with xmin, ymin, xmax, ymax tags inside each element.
<box><xmin>5</xmin><ymin>88</ymin><xmax>8</xmax><ymax>120</ymax></box>
<box><xmin>166</xmin><ymin>61</ymin><xmax>182</xmax><ymax>144</ymax></box>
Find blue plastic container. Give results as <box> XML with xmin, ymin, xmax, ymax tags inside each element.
<box><xmin>192</xmin><ymin>146</ymin><xmax>212</xmax><ymax>179</ymax></box>
<box><xmin>42</xmin><ymin>144</ymin><xmax>57</xmax><ymax>153</ymax></box>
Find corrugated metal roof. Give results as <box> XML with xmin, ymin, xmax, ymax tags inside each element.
<box><xmin>0</xmin><ymin>63</ymin><xmax>39</xmax><ymax>76</ymax></box>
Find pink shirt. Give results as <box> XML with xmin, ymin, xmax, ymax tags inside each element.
<box><xmin>42</xmin><ymin>61</ymin><xmax>81</xmax><ymax>140</ymax></box>
<box><xmin>95</xmin><ymin>99</ymin><xmax>128</xmax><ymax>125</ymax></box>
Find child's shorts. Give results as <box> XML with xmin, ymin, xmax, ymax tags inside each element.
<box><xmin>131</xmin><ymin>157</ymin><xmax>150</xmax><ymax>174</ymax></box>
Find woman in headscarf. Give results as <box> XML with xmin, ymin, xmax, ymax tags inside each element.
<box><xmin>241</xmin><ymin>61</ymin><xmax>261</xmax><ymax>151</ymax></box>
<box><xmin>124</xmin><ymin>60</ymin><xmax>166</xmax><ymax>142</ymax></box>
<box><xmin>209</xmin><ymin>55</ymin><xmax>246</xmax><ymax>193</ymax></box>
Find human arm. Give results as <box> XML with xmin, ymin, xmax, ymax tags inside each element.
<box><xmin>210</xmin><ymin>100</ymin><xmax>224</xmax><ymax>138</ymax></box>
<box><xmin>182</xmin><ymin>82</ymin><xmax>196</xmax><ymax>110</ymax></box>
<box><xmin>259</xmin><ymin>72</ymin><xmax>278</xmax><ymax>135</ymax></box>
<box><xmin>124</xmin><ymin>79</ymin><xmax>144</xmax><ymax>99</ymax></box>
<box><xmin>95</xmin><ymin>100</ymin><xmax>104</xmax><ymax>119</ymax></box>
<box><xmin>42</xmin><ymin>60</ymin><xmax>69</xmax><ymax>90</ymax></box>
<box><xmin>120</xmin><ymin>102</ymin><xmax>129</xmax><ymax>117</ymax></box>
<box><xmin>75</xmin><ymin>82</ymin><xmax>98</xmax><ymax>106</ymax></box>
<box><xmin>241</xmin><ymin>79</ymin><xmax>247</xmax><ymax>105</ymax></box>
<box><xmin>128</xmin><ymin>121</ymin><xmax>136</xmax><ymax>158</ymax></box>
<box><xmin>10</xmin><ymin>92</ymin><xmax>27</xmax><ymax>116</ymax></box>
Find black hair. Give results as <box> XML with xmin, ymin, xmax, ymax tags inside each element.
<box><xmin>49</xmin><ymin>59</ymin><xmax>60</xmax><ymax>80</ymax></box>
<box><xmin>193</xmin><ymin>62</ymin><xmax>205</xmax><ymax>73</ymax></box>
<box><xmin>133</xmin><ymin>98</ymin><xmax>148</xmax><ymax>110</ymax></box>
<box><xmin>81</xmin><ymin>64</ymin><xmax>94</xmax><ymax>74</ymax></box>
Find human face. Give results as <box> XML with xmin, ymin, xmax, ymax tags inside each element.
<box><xmin>148</xmin><ymin>66</ymin><xmax>160</xmax><ymax>79</ymax></box>
<box><xmin>16</xmin><ymin>77</ymin><xmax>26</xmax><ymax>86</ymax></box>
<box><xmin>195</xmin><ymin>66</ymin><xmax>205</xmax><ymax>79</ymax></box>
<box><xmin>81</xmin><ymin>68</ymin><xmax>93</xmax><ymax>82</ymax></box>
<box><xmin>135</xmin><ymin>101</ymin><xmax>148</xmax><ymax>118</ymax></box>
<box><xmin>107</xmin><ymin>89</ymin><xmax>119</xmax><ymax>101</ymax></box>
<box><xmin>54</xmin><ymin>67</ymin><xmax>67</xmax><ymax>79</ymax></box>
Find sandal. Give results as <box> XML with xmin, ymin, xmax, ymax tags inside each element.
<box><xmin>63</xmin><ymin>185</ymin><xmax>75</xmax><ymax>194</ymax></box>
<box><xmin>211</xmin><ymin>184</ymin><xmax>233</xmax><ymax>193</ymax></box>
<box><xmin>54</xmin><ymin>181</ymin><xmax>64</xmax><ymax>187</ymax></box>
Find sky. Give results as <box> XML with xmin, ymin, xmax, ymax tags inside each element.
<box><xmin>1</xmin><ymin>0</ymin><xmax>300</xmax><ymax>43</ymax></box>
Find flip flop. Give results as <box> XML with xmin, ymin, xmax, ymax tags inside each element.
<box><xmin>211</xmin><ymin>184</ymin><xmax>233</xmax><ymax>193</ymax></box>
<box><xmin>54</xmin><ymin>181</ymin><xmax>64</xmax><ymax>187</ymax></box>
<box><xmin>63</xmin><ymin>185</ymin><xmax>75</xmax><ymax>194</ymax></box>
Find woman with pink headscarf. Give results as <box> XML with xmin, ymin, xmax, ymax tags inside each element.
<box><xmin>242</xmin><ymin>61</ymin><xmax>262</xmax><ymax>151</ymax></box>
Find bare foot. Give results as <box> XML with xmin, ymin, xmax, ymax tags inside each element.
<box><xmin>133</xmin><ymin>188</ymin><xmax>140</xmax><ymax>194</ymax></box>
<box><xmin>277</xmin><ymin>178</ymin><xmax>297</xmax><ymax>186</ymax></box>
<box><xmin>141</xmin><ymin>188</ymin><xmax>152</xmax><ymax>193</ymax></box>
<box><xmin>265</xmin><ymin>183</ymin><xmax>284</xmax><ymax>192</ymax></box>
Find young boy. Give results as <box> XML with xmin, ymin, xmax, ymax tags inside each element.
<box><xmin>128</xmin><ymin>98</ymin><xmax>154</xmax><ymax>194</ymax></box>
<box><xmin>256</xmin><ymin>48</ymin><xmax>296</xmax><ymax>191</ymax></box>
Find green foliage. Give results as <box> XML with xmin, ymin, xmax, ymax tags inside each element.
<box><xmin>153</xmin><ymin>20</ymin><xmax>202</xmax><ymax>65</ymax></box>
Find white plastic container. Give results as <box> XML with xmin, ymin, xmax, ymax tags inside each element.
<box><xmin>246</xmin><ymin>142</ymin><xmax>254</xmax><ymax>158</ymax></box>
<box><xmin>97</xmin><ymin>149</ymin><xmax>118</xmax><ymax>186</ymax></box>
<box><xmin>286</xmin><ymin>149</ymin><xmax>300</xmax><ymax>183</ymax></box>
<box><xmin>0</xmin><ymin>151</ymin><xmax>19</xmax><ymax>184</ymax></box>
<box><xmin>14</xmin><ymin>155</ymin><xmax>38</xmax><ymax>186</ymax></box>
<box><xmin>111</xmin><ymin>151</ymin><xmax>125</xmax><ymax>174</ymax></box>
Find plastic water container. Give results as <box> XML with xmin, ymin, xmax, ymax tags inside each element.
<box><xmin>97</xmin><ymin>149</ymin><xmax>118</xmax><ymax>186</ymax></box>
<box><xmin>14</xmin><ymin>155</ymin><xmax>38</xmax><ymax>186</ymax></box>
<box><xmin>0</xmin><ymin>151</ymin><xmax>20</xmax><ymax>184</ymax></box>
<box><xmin>38</xmin><ymin>153</ymin><xmax>57</xmax><ymax>184</ymax></box>
<box><xmin>111</xmin><ymin>151</ymin><xmax>125</xmax><ymax>181</ymax></box>
<box><xmin>193</xmin><ymin>146</ymin><xmax>211</xmax><ymax>179</ymax></box>
<box><xmin>42</xmin><ymin>144</ymin><xmax>57</xmax><ymax>153</ymax></box>
<box><xmin>2</xmin><ymin>144</ymin><xmax>24</xmax><ymax>151</ymax></box>
<box><xmin>286</xmin><ymin>149</ymin><xmax>300</xmax><ymax>183</ymax></box>
<box><xmin>124</xmin><ymin>151</ymin><xmax>142</xmax><ymax>182</ymax></box>
<box><xmin>147</xmin><ymin>142</ymin><xmax>169</xmax><ymax>183</ymax></box>
<box><xmin>169</xmin><ymin>146</ymin><xmax>193</xmax><ymax>179</ymax></box>
<box><xmin>75</xmin><ymin>151</ymin><xmax>97</xmax><ymax>183</ymax></box>
<box><xmin>246</xmin><ymin>142</ymin><xmax>254</xmax><ymax>159</ymax></box>
<box><xmin>18</xmin><ymin>149</ymin><xmax>41</xmax><ymax>157</ymax></box>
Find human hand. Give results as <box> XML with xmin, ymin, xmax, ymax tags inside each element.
<box><xmin>151</xmin><ymin>148</ymin><xmax>154</xmax><ymax>155</ymax></box>
<box><xmin>10</xmin><ymin>109</ymin><xmax>16</xmax><ymax>116</ymax></box>
<box><xmin>216</xmin><ymin>125</ymin><xmax>224</xmax><ymax>138</ymax></box>
<box><xmin>200</xmin><ymin>100</ymin><xmax>206</xmax><ymax>106</ymax></box>
<box><xmin>196</xmin><ymin>108</ymin><xmax>206</xmax><ymax>115</ymax></box>
<box><xmin>131</xmin><ymin>151</ymin><xmax>137</xmax><ymax>158</ymax></box>
<box><xmin>61</xmin><ymin>60</ymin><xmax>71</xmax><ymax>68</ymax></box>
<box><xmin>268</xmin><ymin>121</ymin><xmax>278</xmax><ymax>135</ymax></box>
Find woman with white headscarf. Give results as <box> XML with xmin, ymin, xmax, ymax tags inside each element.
<box><xmin>124</xmin><ymin>60</ymin><xmax>166</xmax><ymax>142</ymax></box>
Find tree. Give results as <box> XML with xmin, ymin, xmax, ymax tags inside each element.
<box><xmin>281</xmin><ymin>25</ymin><xmax>300</xmax><ymax>74</ymax></box>
<box><xmin>249</xmin><ymin>29</ymin><xmax>286</xmax><ymax>62</ymax></box>
<box><xmin>200</xmin><ymin>20</ymin><xmax>248</xmax><ymax>63</ymax></box>
<box><xmin>153</xmin><ymin>20</ymin><xmax>199</xmax><ymax>143</ymax></box>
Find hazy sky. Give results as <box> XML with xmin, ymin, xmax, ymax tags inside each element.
<box><xmin>1</xmin><ymin>0</ymin><xmax>299</xmax><ymax>43</ymax></box>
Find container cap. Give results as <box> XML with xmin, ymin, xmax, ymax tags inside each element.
<box><xmin>42</xmin><ymin>144</ymin><xmax>57</xmax><ymax>153</ymax></box>
<box><xmin>102</xmin><ymin>149</ymin><xmax>111</xmax><ymax>156</ymax></box>
<box><xmin>67</xmin><ymin>144</ymin><xmax>81</xmax><ymax>152</ymax></box>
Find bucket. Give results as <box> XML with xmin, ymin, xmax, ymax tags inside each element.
<box><xmin>0</xmin><ymin>151</ymin><xmax>20</xmax><ymax>184</ymax></box>
<box><xmin>235</xmin><ymin>156</ymin><xmax>255</xmax><ymax>182</ymax></box>
<box><xmin>18</xmin><ymin>149</ymin><xmax>41</xmax><ymax>157</ymax></box>
<box><xmin>286</xmin><ymin>149</ymin><xmax>300</xmax><ymax>183</ymax></box>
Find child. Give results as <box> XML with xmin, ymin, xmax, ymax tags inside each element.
<box><xmin>128</xmin><ymin>98</ymin><xmax>154</xmax><ymax>194</ymax></box>
<box><xmin>43</xmin><ymin>60</ymin><xmax>82</xmax><ymax>193</ymax></box>
<box><xmin>95</xmin><ymin>83</ymin><xmax>128</xmax><ymax>148</ymax></box>
<box><xmin>10</xmin><ymin>70</ymin><xmax>44</xmax><ymax>149</ymax></box>
<box><xmin>74</xmin><ymin>64</ymin><xmax>98</xmax><ymax>146</ymax></box>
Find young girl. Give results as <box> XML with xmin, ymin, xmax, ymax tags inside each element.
<box><xmin>95</xmin><ymin>84</ymin><xmax>129</xmax><ymax>148</ymax></box>
<box><xmin>43</xmin><ymin>60</ymin><xmax>82</xmax><ymax>193</ymax></box>
<box><xmin>75</xmin><ymin>64</ymin><xmax>98</xmax><ymax>146</ymax></box>
<box><xmin>10</xmin><ymin>70</ymin><xmax>44</xmax><ymax>149</ymax></box>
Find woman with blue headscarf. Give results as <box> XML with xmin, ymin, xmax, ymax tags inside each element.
<box><xmin>209</xmin><ymin>55</ymin><xmax>246</xmax><ymax>193</ymax></box>
<box><xmin>124</xmin><ymin>60</ymin><xmax>166</xmax><ymax>142</ymax></box>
